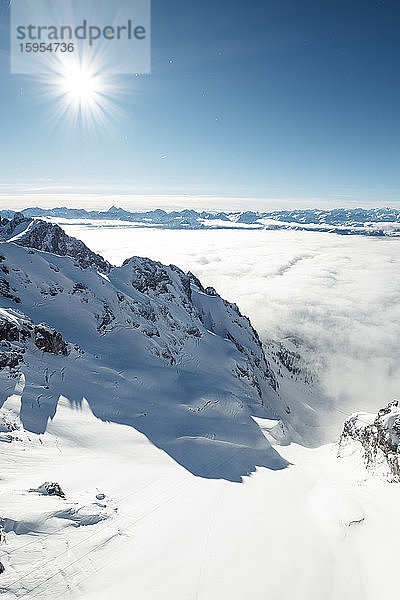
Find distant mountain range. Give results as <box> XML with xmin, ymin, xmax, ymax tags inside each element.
<box><xmin>1</xmin><ymin>206</ymin><xmax>400</xmax><ymax>236</ymax></box>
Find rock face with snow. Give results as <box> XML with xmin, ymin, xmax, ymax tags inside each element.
<box><xmin>0</xmin><ymin>229</ymin><xmax>287</xmax><ymax>481</ymax></box>
<box><xmin>340</xmin><ymin>401</ymin><xmax>400</xmax><ymax>481</ymax></box>
<box><xmin>33</xmin><ymin>482</ymin><xmax>66</xmax><ymax>498</ymax></box>
<box><xmin>0</xmin><ymin>214</ymin><xmax>111</xmax><ymax>273</ymax></box>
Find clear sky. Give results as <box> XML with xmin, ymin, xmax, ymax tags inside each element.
<box><xmin>0</xmin><ymin>0</ymin><xmax>399</xmax><ymax>210</ymax></box>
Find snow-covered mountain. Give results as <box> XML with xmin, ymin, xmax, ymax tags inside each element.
<box><xmin>0</xmin><ymin>216</ymin><xmax>289</xmax><ymax>482</ymax></box>
<box><xmin>0</xmin><ymin>213</ymin><xmax>110</xmax><ymax>273</ymax></box>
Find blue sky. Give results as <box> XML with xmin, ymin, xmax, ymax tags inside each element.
<box><xmin>0</xmin><ymin>0</ymin><xmax>399</xmax><ymax>209</ymax></box>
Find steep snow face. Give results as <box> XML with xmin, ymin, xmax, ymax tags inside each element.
<box><xmin>0</xmin><ymin>241</ymin><xmax>286</xmax><ymax>482</ymax></box>
<box><xmin>0</xmin><ymin>214</ymin><xmax>111</xmax><ymax>273</ymax></box>
<box><xmin>340</xmin><ymin>401</ymin><xmax>400</xmax><ymax>481</ymax></box>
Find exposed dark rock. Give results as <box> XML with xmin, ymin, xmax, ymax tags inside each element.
<box><xmin>97</xmin><ymin>303</ymin><xmax>115</xmax><ymax>333</ymax></box>
<box><xmin>0</xmin><ymin>277</ymin><xmax>21</xmax><ymax>303</ymax></box>
<box><xmin>186</xmin><ymin>326</ymin><xmax>201</xmax><ymax>337</ymax></box>
<box><xmin>0</xmin><ymin>212</ymin><xmax>30</xmax><ymax>238</ymax></box>
<box><xmin>126</xmin><ymin>257</ymin><xmax>173</xmax><ymax>294</ymax></box>
<box><xmin>276</xmin><ymin>347</ymin><xmax>304</xmax><ymax>376</ymax></box>
<box><xmin>142</xmin><ymin>327</ymin><xmax>160</xmax><ymax>338</ymax></box>
<box><xmin>34</xmin><ymin>324</ymin><xmax>68</xmax><ymax>355</ymax></box>
<box><xmin>204</xmin><ymin>286</ymin><xmax>218</xmax><ymax>296</ymax></box>
<box><xmin>40</xmin><ymin>283</ymin><xmax>63</xmax><ymax>297</ymax></box>
<box><xmin>0</xmin><ymin>318</ymin><xmax>20</xmax><ymax>342</ymax></box>
<box><xmin>72</xmin><ymin>282</ymin><xmax>88</xmax><ymax>293</ymax></box>
<box><xmin>187</xmin><ymin>271</ymin><xmax>205</xmax><ymax>294</ymax></box>
<box><xmin>0</xmin><ymin>349</ymin><xmax>24</xmax><ymax>369</ymax></box>
<box><xmin>35</xmin><ymin>482</ymin><xmax>66</xmax><ymax>498</ymax></box>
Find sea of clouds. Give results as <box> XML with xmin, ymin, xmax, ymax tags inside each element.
<box><xmin>62</xmin><ymin>222</ymin><xmax>400</xmax><ymax>437</ymax></box>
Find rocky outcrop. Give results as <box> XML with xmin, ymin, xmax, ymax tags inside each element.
<box><xmin>0</xmin><ymin>212</ymin><xmax>30</xmax><ymax>238</ymax></box>
<box><xmin>0</xmin><ymin>315</ymin><xmax>30</xmax><ymax>369</ymax></box>
<box><xmin>0</xmin><ymin>277</ymin><xmax>21</xmax><ymax>304</ymax></box>
<box><xmin>18</xmin><ymin>221</ymin><xmax>111</xmax><ymax>273</ymax></box>
<box><xmin>34</xmin><ymin>324</ymin><xmax>69</xmax><ymax>356</ymax></box>
<box><xmin>0</xmin><ymin>313</ymin><xmax>68</xmax><ymax>370</ymax></box>
<box><xmin>340</xmin><ymin>400</ymin><xmax>400</xmax><ymax>481</ymax></box>
<box><xmin>35</xmin><ymin>482</ymin><xmax>66</xmax><ymax>498</ymax></box>
<box><xmin>0</xmin><ymin>318</ymin><xmax>20</xmax><ymax>342</ymax></box>
<box><xmin>0</xmin><ymin>214</ymin><xmax>110</xmax><ymax>273</ymax></box>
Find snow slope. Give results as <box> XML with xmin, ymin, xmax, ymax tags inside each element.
<box><xmin>2</xmin><ymin>393</ymin><xmax>400</xmax><ymax>600</ymax></box>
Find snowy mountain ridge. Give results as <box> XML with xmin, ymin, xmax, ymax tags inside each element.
<box><xmin>0</xmin><ymin>217</ymin><xmax>290</xmax><ymax>482</ymax></box>
<box><xmin>0</xmin><ymin>213</ymin><xmax>111</xmax><ymax>272</ymax></box>
<box><xmin>2</xmin><ymin>206</ymin><xmax>400</xmax><ymax>237</ymax></box>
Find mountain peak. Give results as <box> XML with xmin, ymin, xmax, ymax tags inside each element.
<box><xmin>0</xmin><ymin>217</ymin><xmax>111</xmax><ymax>273</ymax></box>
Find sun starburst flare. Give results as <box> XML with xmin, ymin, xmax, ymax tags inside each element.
<box><xmin>34</xmin><ymin>50</ymin><xmax>126</xmax><ymax>132</ymax></box>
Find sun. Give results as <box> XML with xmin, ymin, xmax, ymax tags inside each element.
<box><xmin>60</xmin><ymin>64</ymin><xmax>98</xmax><ymax>106</ymax></box>
<box><xmin>35</xmin><ymin>52</ymin><xmax>124</xmax><ymax>131</ymax></box>
<box><xmin>56</xmin><ymin>59</ymin><xmax>106</xmax><ymax>115</ymax></box>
